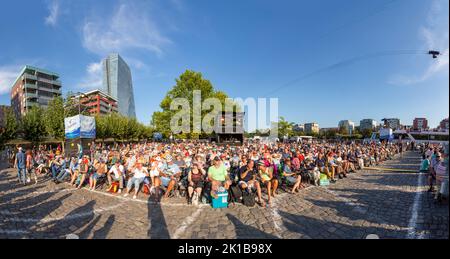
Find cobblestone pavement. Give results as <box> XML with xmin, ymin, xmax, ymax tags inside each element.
<box><xmin>0</xmin><ymin>151</ymin><xmax>448</xmax><ymax>239</ymax></box>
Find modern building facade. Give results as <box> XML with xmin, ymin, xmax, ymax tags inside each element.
<box><xmin>413</xmin><ymin>118</ymin><xmax>429</xmax><ymax>131</ymax></box>
<box><xmin>338</xmin><ymin>120</ymin><xmax>355</xmax><ymax>134</ymax></box>
<box><xmin>382</xmin><ymin>118</ymin><xmax>401</xmax><ymax>130</ymax></box>
<box><xmin>293</xmin><ymin>124</ymin><xmax>304</xmax><ymax>133</ymax></box>
<box><xmin>102</xmin><ymin>53</ymin><xmax>136</xmax><ymax>118</ymax></box>
<box><xmin>304</xmin><ymin>123</ymin><xmax>320</xmax><ymax>134</ymax></box>
<box><xmin>439</xmin><ymin>118</ymin><xmax>449</xmax><ymax>131</ymax></box>
<box><xmin>320</xmin><ymin>127</ymin><xmax>338</xmax><ymax>134</ymax></box>
<box><xmin>10</xmin><ymin>66</ymin><xmax>62</xmax><ymax>118</ymax></box>
<box><xmin>73</xmin><ymin>89</ymin><xmax>118</xmax><ymax>116</ymax></box>
<box><xmin>360</xmin><ymin>119</ymin><xmax>378</xmax><ymax>131</ymax></box>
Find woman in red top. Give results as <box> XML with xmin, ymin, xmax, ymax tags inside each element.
<box><xmin>26</xmin><ymin>150</ymin><xmax>38</xmax><ymax>184</ymax></box>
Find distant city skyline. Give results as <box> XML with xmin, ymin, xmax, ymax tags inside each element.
<box><xmin>0</xmin><ymin>0</ymin><xmax>448</xmax><ymax>127</ymax></box>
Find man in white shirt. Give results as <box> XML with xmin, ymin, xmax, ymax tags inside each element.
<box><xmin>108</xmin><ymin>160</ymin><xmax>125</xmax><ymax>193</ymax></box>
<box><xmin>124</xmin><ymin>162</ymin><xmax>149</xmax><ymax>199</ymax></box>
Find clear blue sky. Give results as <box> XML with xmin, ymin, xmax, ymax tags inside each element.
<box><xmin>0</xmin><ymin>0</ymin><xmax>448</xmax><ymax>128</ymax></box>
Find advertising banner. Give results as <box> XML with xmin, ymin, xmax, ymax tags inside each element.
<box><xmin>65</xmin><ymin>115</ymin><xmax>96</xmax><ymax>139</ymax></box>
<box><xmin>80</xmin><ymin>115</ymin><xmax>96</xmax><ymax>139</ymax></box>
<box><xmin>64</xmin><ymin>115</ymin><xmax>81</xmax><ymax>139</ymax></box>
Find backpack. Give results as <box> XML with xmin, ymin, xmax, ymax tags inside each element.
<box><xmin>242</xmin><ymin>191</ymin><xmax>256</xmax><ymax>207</ymax></box>
<box><xmin>108</xmin><ymin>182</ymin><xmax>120</xmax><ymax>193</ymax></box>
<box><xmin>229</xmin><ymin>185</ymin><xmax>243</xmax><ymax>203</ymax></box>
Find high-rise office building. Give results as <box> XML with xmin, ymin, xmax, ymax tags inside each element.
<box><xmin>10</xmin><ymin>65</ymin><xmax>62</xmax><ymax>118</ymax></box>
<box><xmin>102</xmin><ymin>53</ymin><xmax>136</xmax><ymax>118</ymax></box>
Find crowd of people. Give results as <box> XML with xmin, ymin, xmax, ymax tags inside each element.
<box><xmin>419</xmin><ymin>144</ymin><xmax>449</xmax><ymax>203</ymax></box>
<box><xmin>6</xmin><ymin>139</ymin><xmax>446</xmax><ymax>207</ymax></box>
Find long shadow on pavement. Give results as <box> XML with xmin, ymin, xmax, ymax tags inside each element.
<box><xmin>226</xmin><ymin>214</ymin><xmax>278</xmax><ymax>239</ymax></box>
<box><xmin>278</xmin><ymin>210</ymin><xmax>401</xmax><ymax>239</ymax></box>
<box><xmin>147</xmin><ymin>195</ymin><xmax>170</xmax><ymax>239</ymax></box>
<box><xmin>92</xmin><ymin>215</ymin><xmax>115</xmax><ymax>239</ymax></box>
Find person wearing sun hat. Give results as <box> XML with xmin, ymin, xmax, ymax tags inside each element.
<box><xmin>208</xmin><ymin>156</ymin><xmax>231</xmax><ymax>199</ymax></box>
<box><xmin>160</xmin><ymin>154</ymin><xmax>181</xmax><ymax>199</ymax></box>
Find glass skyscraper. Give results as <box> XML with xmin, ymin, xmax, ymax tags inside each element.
<box><xmin>102</xmin><ymin>53</ymin><xmax>136</xmax><ymax>118</ymax></box>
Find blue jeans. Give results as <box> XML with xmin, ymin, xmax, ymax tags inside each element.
<box><xmin>56</xmin><ymin>169</ymin><xmax>70</xmax><ymax>182</ymax></box>
<box><xmin>17</xmin><ymin>167</ymin><xmax>26</xmax><ymax>184</ymax></box>
<box><xmin>126</xmin><ymin>177</ymin><xmax>144</xmax><ymax>191</ymax></box>
<box><xmin>51</xmin><ymin>165</ymin><xmax>61</xmax><ymax>180</ymax></box>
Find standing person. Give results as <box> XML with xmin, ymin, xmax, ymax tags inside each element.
<box><xmin>26</xmin><ymin>149</ymin><xmax>38</xmax><ymax>184</ymax></box>
<box><xmin>15</xmin><ymin>147</ymin><xmax>27</xmax><ymax>186</ymax></box>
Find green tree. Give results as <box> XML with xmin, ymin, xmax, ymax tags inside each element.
<box><xmin>152</xmin><ymin>70</ymin><xmax>238</xmax><ymax>138</ymax></box>
<box><xmin>278</xmin><ymin>116</ymin><xmax>294</xmax><ymax>138</ymax></box>
<box><xmin>21</xmin><ymin>106</ymin><xmax>46</xmax><ymax>143</ymax></box>
<box><xmin>44</xmin><ymin>97</ymin><xmax>65</xmax><ymax>140</ymax></box>
<box><xmin>0</xmin><ymin>107</ymin><xmax>18</xmax><ymax>147</ymax></box>
<box><xmin>361</xmin><ymin>128</ymin><xmax>374</xmax><ymax>138</ymax></box>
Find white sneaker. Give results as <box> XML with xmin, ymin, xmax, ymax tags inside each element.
<box><xmin>133</xmin><ymin>195</ymin><xmax>137</xmax><ymax>199</ymax></box>
<box><xmin>118</xmin><ymin>189</ymin><xmax>122</xmax><ymax>194</ymax></box>
<box><xmin>192</xmin><ymin>193</ymin><xmax>199</xmax><ymax>206</ymax></box>
<box><xmin>124</xmin><ymin>193</ymin><xmax>129</xmax><ymax>197</ymax></box>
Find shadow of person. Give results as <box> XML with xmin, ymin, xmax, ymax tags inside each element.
<box><xmin>40</xmin><ymin>200</ymin><xmax>97</xmax><ymax>239</ymax></box>
<box><xmin>226</xmin><ymin>213</ymin><xmax>278</xmax><ymax>239</ymax></box>
<box><xmin>93</xmin><ymin>215</ymin><xmax>115</xmax><ymax>239</ymax></box>
<box><xmin>147</xmin><ymin>192</ymin><xmax>170</xmax><ymax>239</ymax></box>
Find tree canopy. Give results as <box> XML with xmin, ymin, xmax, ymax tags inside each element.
<box><xmin>152</xmin><ymin>70</ymin><xmax>239</xmax><ymax>139</ymax></box>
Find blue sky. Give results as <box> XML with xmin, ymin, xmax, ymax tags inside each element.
<box><xmin>0</xmin><ymin>0</ymin><xmax>448</xmax><ymax>128</ymax></box>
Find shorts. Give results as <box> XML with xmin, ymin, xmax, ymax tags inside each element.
<box><xmin>190</xmin><ymin>181</ymin><xmax>204</xmax><ymax>189</ymax></box>
<box><xmin>91</xmin><ymin>173</ymin><xmax>104</xmax><ymax>180</ymax></box>
<box><xmin>261</xmin><ymin>174</ymin><xmax>271</xmax><ymax>182</ymax></box>
<box><xmin>286</xmin><ymin>176</ymin><xmax>297</xmax><ymax>184</ymax></box>
<box><xmin>161</xmin><ymin>176</ymin><xmax>174</xmax><ymax>187</ymax></box>
<box><xmin>150</xmin><ymin>170</ymin><xmax>159</xmax><ymax>177</ymax></box>
<box><xmin>238</xmin><ymin>180</ymin><xmax>256</xmax><ymax>191</ymax></box>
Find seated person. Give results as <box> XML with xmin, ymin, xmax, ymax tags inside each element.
<box><xmin>89</xmin><ymin>159</ymin><xmax>107</xmax><ymax>190</ymax></box>
<box><xmin>238</xmin><ymin>160</ymin><xmax>265</xmax><ymax>207</ymax></box>
<box><xmin>263</xmin><ymin>155</ymin><xmax>279</xmax><ymax>197</ymax></box>
<box><xmin>51</xmin><ymin>156</ymin><xmax>65</xmax><ymax>182</ymax></box>
<box><xmin>70</xmin><ymin>156</ymin><xmax>90</xmax><ymax>189</ymax></box>
<box><xmin>55</xmin><ymin>157</ymin><xmax>73</xmax><ymax>183</ymax></box>
<box><xmin>282</xmin><ymin>159</ymin><xmax>302</xmax><ymax>194</ymax></box>
<box><xmin>208</xmin><ymin>157</ymin><xmax>232</xmax><ymax>199</ymax></box>
<box><xmin>161</xmin><ymin>155</ymin><xmax>181</xmax><ymax>199</ymax></box>
<box><xmin>187</xmin><ymin>162</ymin><xmax>206</xmax><ymax>205</ymax></box>
<box><xmin>123</xmin><ymin>162</ymin><xmax>148</xmax><ymax>199</ymax></box>
<box><xmin>257</xmin><ymin>161</ymin><xmax>276</xmax><ymax>205</ymax></box>
<box><xmin>107</xmin><ymin>160</ymin><xmax>125</xmax><ymax>193</ymax></box>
